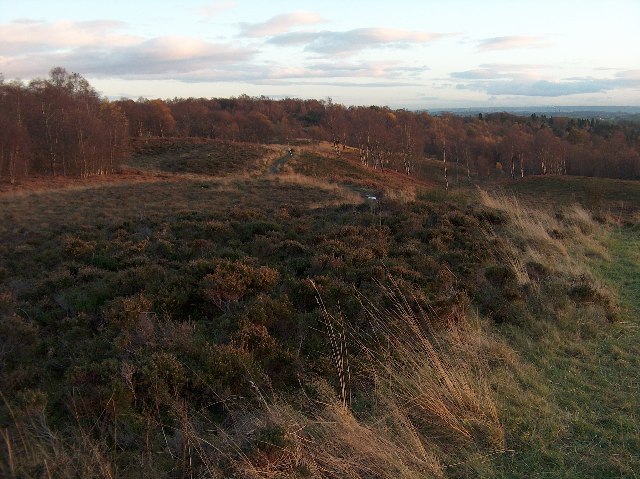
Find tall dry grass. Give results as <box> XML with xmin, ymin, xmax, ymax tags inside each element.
<box><xmin>477</xmin><ymin>187</ymin><xmax>618</xmax><ymax>320</ymax></box>
<box><xmin>355</xmin><ymin>282</ymin><xmax>504</xmax><ymax>451</ymax></box>
<box><xmin>1</xmin><ymin>280</ymin><xmax>507</xmax><ymax>479</ymax></box>
<box><xmin>214</xmin><ymin>280</ymin><xmax>507</xmax><ymax>479</ymax></box>
<box><xmin>1</xmin><ymin>400</ymin><xmax>116</xmax><ymax>479</ymax></box>
<box><xmin>227</xmin><ymin>281</ymin><xmax>506</xmax><ymax>479</ymax></box>
<box><xmin>477</xmin><ymin>188</ymin><xmax>611</xmax><ymax>280</ymax></box>
<box><xmin>382</xmin><ymin>186</ymin><xmax>419</xmax><ymax>203</ymax></box>
<box><xmin>477</xmin><ymin>188</ymin><xmax>568</xmax><ymax>260</ymax></box>
<box><xmin>177</xmin><ymin>281</ymin><xmax>506</xmax><ymax>477</ymax></box>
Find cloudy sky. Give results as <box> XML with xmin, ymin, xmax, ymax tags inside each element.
<box><xmin>2</xmin><ymin>0</ymin><xmax>639</xmax><ymax>108</ymax></box>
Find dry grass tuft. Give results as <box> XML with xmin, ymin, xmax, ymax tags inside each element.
<box><xmin>274</xmin><ymin>173</ymin><xmax>364</xmax><ymax>207</ymax></box>
<box><xmin>227</xmin><ymin>280</ymin><xmax>506</xmax><ymax>479</ymax></box>
<box><xmin>477</xmin><ymin>188</ymin><xmax>567</xmax><ymax>260</ymax></box>
<box><xmin>357</xmin><ymin>282</ymin><xmax>504</xmax><ymax>449</ymax></box>
<box><xmin>477</xmin><ymin>187</ymin><xmax>621</xmax><ymax>326</ymax></box>
<box><xmin>1</xmin><ymin>401</ymin><xmax>116</xmax><ymax>479</ymax></box>
<box><xmin>477</xmin><ymin>188</ymin><xmax>611</xmax><ymax>280</ymax></box>
<box><xmin>382</xmin><ymin>186</ymin><xmax>419</xmax><ymax>203</ymax></box>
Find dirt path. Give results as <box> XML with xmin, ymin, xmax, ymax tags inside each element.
<box><xmin>267</xmin><ymin>153</ymin><xmax>291</xmax><ymax>174</ymax></box>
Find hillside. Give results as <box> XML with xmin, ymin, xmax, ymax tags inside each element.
<box><xmin>1</xmin><ymin>139</ymin><xmax>638</xmax><ymax>478</ymax></box>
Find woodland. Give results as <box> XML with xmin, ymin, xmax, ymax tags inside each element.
<box><xmin>1</xmin><ymin>68</ymin><xmax>640</xmax><ymax>183</ymax></box>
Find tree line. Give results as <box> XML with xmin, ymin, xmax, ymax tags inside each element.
<box><xmin>116</xmin><ymin>95</ymin><xmax>640</xmax><ymax>181</ymax></box>
<box><xmin>0</xmin><ymin>68</ymin><xmax>129</xmax><ymax>183</ymax></box>
<box><xmin>2</xmin><ymin>67</ymin><xmax>639</xmax><ymax>182</ymax></box>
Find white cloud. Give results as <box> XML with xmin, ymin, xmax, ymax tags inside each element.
<box><xmin>0</xmin><ymin>19</ymin><xmax>256</xmax><ymax>80</ymax></box>
<box><xmin>452</xmin><ymin>64</ymin><xmax>551</xmax><ymax>80</ymax></box>
<box><xmin>0</xmin><ymin>14</ymin><xmax>430</xmax><ymax>89</ymax></box>
<box><xmin>477</xmin><ymin>35</ymin><xmax>550</xmax><ymax>51</ymax></box>
<box><xmin>269</xmin><ymin>28</ymin><xmax>447</xmax><ymax>56</ymax></box>
<box><xmin>0</xmin><ymin>19</ymin><xmax>138</xmax><ymax>55</ymax></box>
<box><xmin>468</xmin><ymin>80</ymin><xmax>613</xmax><ymax>97</ymax></box>
<box><xmin>239</xmin><ymin>11</ymin><xmax>326</xmax><ymax>37</ymax></box>
<box><xmin>617</xmin><ymin>69</ymin><xmax>640</xmax><ymax>80</ymax></box>
<box><xmin>454</xmin><ymin>70</ymin><xmax>640</xmax><ymax>97</ymax></box>
<box><xmin>267</xmin><ymin>31</ymin><xmax>320</xmax><ymax>46</ymax></box>
<box><xmin>264</xmin><ymin>60</ymin><xmax>429</xmax><ymax>81</ymax></box>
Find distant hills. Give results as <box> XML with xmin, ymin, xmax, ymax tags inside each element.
<box><xmin>427</xmin><ymin>106</ymin><xmax>640</xmax><ymax>120</ymax></box>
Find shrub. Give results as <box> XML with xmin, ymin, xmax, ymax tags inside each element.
<box><xmin>233</xmin><ymin>321</ymin><xmax>277</xmax><ymax>360</ymax></box>
<box><xmin>103</xmin><ymin>293</ymin><xmax>154</xmax><ymax>329</ymax></box>
<box><xmin>237</xmin><ymin>220</ymin><xmax>282</xmax><ymax>240</ymax></box>
<box><xmin>243</xmin><ymin>293</ymin><xmax>293</xmax><ymax>330</ymax></box>
<box><xmin>200</xmin><ymin>258</ymin><xmax>279</xmax><ymax>311</ymax></box>
<box><xmin>61</xmin><ymin>234</ymin><xmax>96</xmax><ymax>257</ymax></box>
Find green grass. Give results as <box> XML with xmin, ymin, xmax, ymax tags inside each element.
<box><xmin>490</xmin><ymin>202</ymin><xmax>640</xmax><ymax>478</ymax></box>
<box><xmin>494</xmin><ymin>320</ymin><xmax>640</xmax><ymax>477</ymax></box>
<box><xmin>598</xmin><ymin>225</ymin><xmax>640</xmax><ymax>316</ymax></box>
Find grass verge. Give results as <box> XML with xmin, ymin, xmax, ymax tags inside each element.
<box><xmin>476</xmin><ymin>188</ymin><xmax>640</xmax><ymax>478</ymax></box>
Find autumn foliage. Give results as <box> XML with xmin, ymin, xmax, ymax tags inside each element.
<box><xmin>117</xmin><ymin>96</ymin><xmax>640</xmax><ymax>180</ymax></box>
<box><xmin>2</xmin><ymin>67</ymin><xmax>640</xmax><ymax>184</ymax></box>
<box><xmin>0</xmin><ymin>68</ymin><xmax>129</xmax><ymax>182</ymax></box>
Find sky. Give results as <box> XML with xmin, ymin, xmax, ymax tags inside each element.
<box><xmin>1</xmin><ymin>0</ymin><xmax>640</xmax><ymax>109</ymax></box>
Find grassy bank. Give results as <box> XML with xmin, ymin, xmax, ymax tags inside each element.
<box><xmin>478</xmin><ymin>190</ymin><xmax>640</xmax><ymax>478</ymax></box>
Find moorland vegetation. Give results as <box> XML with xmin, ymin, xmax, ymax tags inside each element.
<box><xmin>0</xmin><ymin>69</ymin><xmax>639</xmax><ymax>478</ymax></box>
